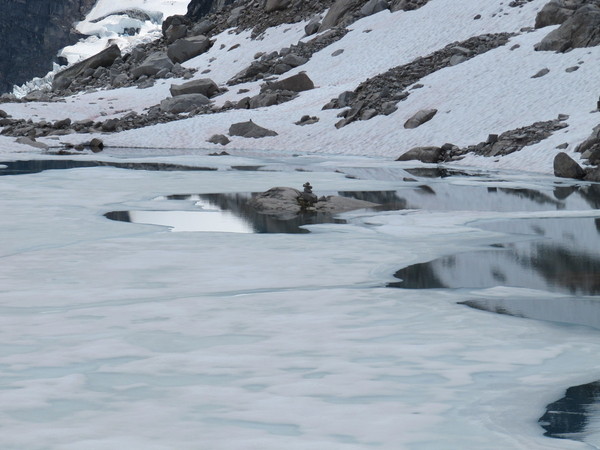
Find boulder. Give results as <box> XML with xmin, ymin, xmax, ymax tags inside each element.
<box><xmin>263</xmin><ymin>72</ymin><xmax>314</xmax><ymax>92</ymax></box>
<box><xmin>15</xmin><ymin>136</ymin><xmax>48</xmax><ymax>150</ymax></box>
<box><xmin>553</xmin><ymin>152</ymin><xmax>585</xmax><ymax>179</ymax></box>
<box><xmin>132</xmin><ymin>52</ymin><xmax>173</xmax><ymax>78</ymax></box>
<box><xmin>162</xmin><ymin>14</ymin><xmax>190</xmax><ymax>36</ymax></box>
<box><xmin>160</xmin><ymin>94</ymin><xmax>210</xmax><ymax>113</ymax></box>
<box><xmin>319</xmin><ymin>0</ymin><xmax>359</xmax><ymax>31</ymax></box>
<box><xmin>167</xmin><ymin>35</ymin><xmax>211</xmax><ymax>64</ymax></box>
<box><xmin>207</xmin><ymin>134</ymin><xmax>230</xmax><ymax>145</ymax></box>
<box><xmin>265</xmin><ymin>0</ymin><xmax>292</xmax><ymax>12</ymax></box>
<box><xmin>535</xmin><ymin>0</ymin><xmax>576</xmax><ymax>28</ymax></box>
<box><xmin>248</xmin><ymin>186</ymin><xmax>379</xmax><ymax>218</ymax></box>
<box><xmin>249</xmin><ymin>92</ymin><xmax>280</xmax><ymax>108</ymax></box>
<box><xmin>361</xmin><ymin>0</ymin><xmax>388</xmax><ymax>16</ymax></box>
<box><xmin>396</xmin><ymin>146</ymin><xmax>443</xmax><ymax>163</ymax></box>
<box><xmin>404</xmin><ymin>109</ymin><xmax>438</xmax><ymax>129</ymax></box>
<box><xmin>53</xmin><ymin>44</ymin><xmax>121</xmax><ymax>91</ymax></box>
<box><xmin>305</xmin><ymin>17</ymin><xmax>321</xmax><ymax>35</ymax></box>
<box><xmin>190</xmin><ymin>20</ymin><xmax>215</xmax><ymax>36</ymax></box>
<box><xmin>170</xmin><ymin>78</ymin><xmax>219</xmax><ymax>97</ymax></box>
<box><xmin>280</xmin><ymin>54</ymin><xmax>308</xmax><ymax>67</ymax></box>
<box><xmin>535</xmin><ymin>4</ymin><xmax>600</xmax><ymax>52</ymax></box>
<box><xmin>229</xmin><ymin>120</ymin><xmax>278</xmax><ymax>138</ymax></box>
<box><xmin>165</xmin><ymin>24</ymin><xmax>188</xmax><ymax>44</ymax></box>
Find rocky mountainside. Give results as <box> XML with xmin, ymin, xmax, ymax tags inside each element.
<box><xmin>0</xmin><ymin>0</ymin><xmax>96</xmax><ymax>94</ymax></box>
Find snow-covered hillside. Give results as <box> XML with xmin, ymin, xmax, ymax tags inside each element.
<box><xmin>1</xmin><ymin>0</ymin><xmax>599</xmax><ymax>173</ymax></box>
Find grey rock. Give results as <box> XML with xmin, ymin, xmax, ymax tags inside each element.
<box><xmin>53</xmin><ymin>44</ymin><xmax>121</xmax><ymax>91</ymax></box>
<box><xmin>249</xmin><ymin>92</ymin><xmax>280</xmax><ymax>108</ymax></box>
<box><xmin>265</xmin><ymin>0</ymin><xmax>291</xmax><ymax>12</ymax></box>
<box><xmin>167</xmin><ymin>35</ymin><xmax>211</xmax><ymax>64</ymax></box>
<box><xmin>155</xmin><ymin>68</ymin><xmax>170</xmax><ymax>78</ymax></box>
<box><xmin>331</xmin><ymin>49</ymin><xmax>345</xmax><ymax>57</ymax></box>
<box><xmin>535</xmin><ymin>4</ymin><xmax>600</xmax><ymax>52</ymax></box>
<box><xmin>227</xmin><ymin>6</ymin><xmax>245</xmax><ymax>26</ymax></box>
<box><xmin>280</xmin><ymin>53</ymin><xmax>308</xmax><ymax>67</ymax></box>
<box><xmin>361</xmin><ymin>0</ymin><xmax>388</xmax><ymax>16</ymax></box>
<box><xmin>132</xmin><ymin>52</ymin><xmax>173</xmax><ymax>78</ymax></box>
<box><xmin>23</xmin><ymin>90</ymin><xmax>51</xmax><ymax>102</ymax></box>
<box><xmin>553</xmin><ymin>151</ymin><xmax>585</xmax><ymax>179</ymax></box>
<box><xmin>165</xmin><ymin>24</ymin><xmax>188</xmax><ymax>44</ymax></box>
<box><xmin>15</xmin><ymin>136</ymin><xmax>48</xmax><ymax>150</ymax></box>
<box><xmin>170</xmin><ymin>78</ymin><xmax>219</xmax><ymax>97</ymax></box>
<box><xmin>535</xmin><ymin>0</ymin><xmax>578</xmax><ymax>29</ymax></box>
<box><xmin>160</xmin><ymin>93</ymin><xmax>210</xmax><ymax>113</ymax></box>
<box><xmin>264</xmin><ymin>72</ymin><xmax>314</xmax><ymax>92</ymax></box>
<box><xmin>396</xmin><ymin>146</ymin><xmax>443</xmax><ymax>163</ymax></box>
<box><xmin>207</xmin><ymin>134</ymin><xmax>230</xmax><ymax>145</ymax></box>
<box><xmin>319</xmin><ymin>0</ymin><xmax>359</xmax><ymax>31</ymax></box>
<box><xmin>89</xmin><ymin>138</ymin><xmax>104</xmax><ymax>151</ymax></box>
<box><xmin>53</xmin><ymin>118</ymin><xmax>71</xmax><ymax>129</ymax></box>
<box><xmin>531</xmin><ymin>68</ymin><xmax>550</xmax><ymax>78</ymax></box>
<box><xmin>565</xmin><ymin>65</ymin><xmax>579</xmax><ymax>72</ymax></box>
<box><xmin>404</xmin><ymin>109</ymin><xmax>438</xmax><ymax>129</ymax></box>
<box><xmin>273</xmin><ymin>64</ymin><xmax>293</xmax><ymax>74</ymax></box>
<box><xmin>248</xmin><ymin>186</ymin><xmax>378</xmax><ymax>218</ymax></box>
<box><xmin>305</xmin><ymin>17</ymin><xmax>321</xmax><ymax>35</ymax></box>
<box><xmin>449</xmin><ymin>54</ymin><xmax>468</xmax><ymax>66</ymax></box>
<box><xmin>337</xmin><ymin>91</ymin><xmax>356</xmax><ymax>107</ymax></box>
<box><xmin>190</xmin><ymin>20</ymin><xmax>215</xmax><ymax>36</ymax></box>
<box><xmin>229</xmin><ymin>120</ymin><xmax>278</xmax><ymax>138</ymax></box>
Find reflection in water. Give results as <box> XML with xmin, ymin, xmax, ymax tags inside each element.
<box><xmin>389</xmin><ymin>217</ymin><xmax>600</xmax><ymax>296</ymax></box>
<box><xmin>0</xmin><ymin>160</ymin><xmax>217</xmax><ymax>175</ymax></box>
<box><xmin>539</xmin><ymin>381</ymin><xmax>600</xmax><ymax>442</ymax></box>
<box><xmin>106</xmin><ymin>191</ymin><xmax>403</xmax><ymax>234</ymax></box>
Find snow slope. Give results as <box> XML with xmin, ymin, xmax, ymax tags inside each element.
<box><xmin>3</xmin><ymin>0</ymin><xmax>598</xmax><ymax>174</ymax></box>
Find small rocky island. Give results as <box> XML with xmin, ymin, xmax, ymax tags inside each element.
<box><xmin>248</xmin><ymin>183</ymin><xmax>379</xmax><ymax>219</ymax></box>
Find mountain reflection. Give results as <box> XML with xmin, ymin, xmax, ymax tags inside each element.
<box><xmin>539</xmin><ymin>381</ymin><xmax>600</xmax><ymax>442</ymax></box>
<box><xmin>389</xmin><ymin>217</ymin><xmax>600</xmax><ymax>296</ymax></box>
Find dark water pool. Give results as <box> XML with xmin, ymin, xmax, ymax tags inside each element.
<box><xmin>0</xmin><ymin>160</ymin><xmax>217</xmax><ymax>175</ymax></box>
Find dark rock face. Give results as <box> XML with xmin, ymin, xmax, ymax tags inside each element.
<box><xmin>554</xmin><ymin>152</ymin><xmax>585</xmax><ymax>179</ymax></box>
<box><xmin>0</xmin><ymin>0</ymin><xmax>96</xmax><ymax>93</ymax></box>
<box><xmin>186</xmin><ymin>0</ymin><xmax>236</xmax><ymax>21</ymax></box>
<box><xmin>536</xmin><ymin>3</ymin><xmax>600</xmax><ymax>52</ymax></box>
<box><xmin>52</xmin><ymin>45</ymin><xmax>121</xmax><ymax>91</ymax></box>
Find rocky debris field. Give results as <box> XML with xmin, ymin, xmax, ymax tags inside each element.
<box><xmin>325</xmin><ymin>32</ymin><xmax>514</xmax><ymax>128</ymax></box>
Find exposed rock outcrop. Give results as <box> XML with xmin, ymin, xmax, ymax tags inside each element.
<box><xmin>535</xmin><ymin>3</ymin><xmax>600</xmax><ymax>52</ymax></box>
<box><xmin>248</xmin><ymin>186</ymin><xmax>379</xmax><ymax>218</ymax></box>
<box><xmin>0</xmin><ymin>0</ymin><xmax>96</xmax><ymax>93</ymax></box>
<box><xmin>327</xmin><ymin>33</ymin><xmax>513</xmax><ymax>127</ymax></box>
<box><xmin>229</xmin><ymin>120</ymin><xmax>278</xmax><ymax>138</ymax></box>
<box><xmin>52</xmin><ymin>45</ymin><xmax>122</xmax><ymax>91</ymax></box>
<box><xmin>553</xmin><ymin>152</ymin><xmax>585</xmax><ymax>179</ymax></box>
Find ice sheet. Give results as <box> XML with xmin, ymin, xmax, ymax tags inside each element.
<box><xmin>0</xmin><ymin>155</ymin><xmax>599</xmax><ymax>448</ymax></box>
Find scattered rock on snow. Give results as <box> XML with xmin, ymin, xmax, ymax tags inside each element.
<box><xmin>170</xmin><ymin>78</ymin><xmax>219</xmax><ymax>97</ymax></box>
<box><xmin>531</xmin><ymin>68</ymin><xmax>550</xmax><ymax>78</ymax></box>
<box><xmin>262</xmin><ymin>72</ymin><xmax>315</xmax><ymax>92</ymax></box>
<box><xmin>404</xmin><ymin>109</ymin><xmax>438</xmax><ymax>129</ymax></box>
<box><xmin>160</xmin><ymin>93</ymin><xmax>210</xmax><ymax>113</ymax></box>
<box><xmin>207</xmin><ymin>134</ymin><xmax>230</xmax><ymax>145</ymax></box>
<box><xmin>229</xmin><ymin>120</ymin><xmax>278</xmax><ymax>138</ymax></box>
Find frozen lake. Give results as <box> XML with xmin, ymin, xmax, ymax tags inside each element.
<box><xmin>1</xmin><ymin>152</ymin><xmax>600</xmax><ymax>449</ymax></box>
